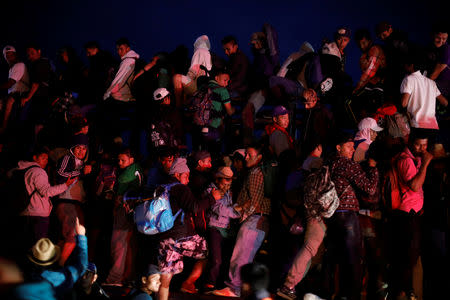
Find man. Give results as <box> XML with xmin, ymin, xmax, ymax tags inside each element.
<box><xmin>188</xmin><ymin>150</ymin><xmax>214</xmax><ymax>235</ymax></box>
<box><xmin>0</xmin><ymin>45</ymin><xmax>30</xmax><ymax>131</ymax></box>
<box><xmin>389</xmin><ymin>133</ymin><xmax>433</xmax><ymax>300</ymax></box>
<box><xmin>213</xmin><ymin>143</ymin><xmax>271</xmax><ymax>297</ymax></box>
<box><xmin>14</xmin><ymin>148</ymin><xmax>74</xmax><ymax>249</ymax></box>
<box><xmin>21</xmin><ymin>44</ymin><xmax>56</xmax><ymax>127</ymax></box>
<box><xmin>428</xmin><ymin>25</ymin><xmax>450</xmax><ymax>99</ymax></box>
<box><xmin>55</xmin><ymin>134</ymin><xmax>92</xmax><ymax>266</ymax></box>
<box><xmin>353</xmin><ymin>29</ymin><xmax>387</xmax><ymax>94</ymax></box>
<box><xmin>103</xmin><ymin>37</ymin><xmax>139</xmax><ymax>102</ymax></box>
<box><xmin>83</xmin><ymin>41</ymin><xmax>117</xmax><ymax>105</ymax></box>
<box><xmin>324</xmin><ymin>132</ymin><xmax>379</xmax><ymax>300</ymax></box>
<box><xmin>221</xmin><ymin>35</ymin><xmax>250</xmax><ymax>97</ymax></box>
<box><xmin>353</xmin><ymin>29</ymin><xmax>387</xmax><ymax>115</ymax></box>
<box><xmin>300</xmin><ymin>88</ymin><xmax>335</xmax><ymax>156</ymax></box>
<box><xmin>264</xmin><ymin>105</ymin><xmax>293</xmax><ymax>157</ymax></box>
<box><xmin>146</xmin><ymin>146</ymin><xmax>176</xmax><ymax>192</ymax></box>
<box><xmin>150</xmin><ymin>88</ymin><xmax>183</xmax><ymax>150</ymax></box>
<box><xmin>400</xmin><ymin>54</ymin><xmax>448</xmax><ymax>144</ymax></box>
<box><xmin>322</xmin><ymin>27</ymin><xmax>352</xmax><ymax>71</ymax></box>
<box><xmin>102</xmin><ymin>37</ymin><xmax>140</xmax><ymax>144</ymax></box>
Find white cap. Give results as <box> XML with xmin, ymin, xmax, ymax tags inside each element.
<box><xmin>153</xmin><ymin>88</ymin><xmax>170</xmax><ymax>101</ymax></box>
<box><xmin>3</xmin><ymin>45</ymin><xmax>16</xmax><ymax>59</ymax></box>
<box><xmin>358</xmin><ymin>117</ymin><xmax>383</xmax><ymax>132</ymax></box>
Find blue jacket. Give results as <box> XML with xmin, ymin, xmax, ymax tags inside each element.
<box><xmin>207</xmin><ymin>183</ymin><xmax>240</xmax><ymax>228</ymax></box>
<box><xmin>41</xmin><ymin>235</ymin><xmax>88</xmax><ymax>297</ymax></box>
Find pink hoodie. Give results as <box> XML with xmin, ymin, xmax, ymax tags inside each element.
<box><xmin>16</xmin><ymin>161</ymin><xmax>68</xmax><ymax>217</ymax></box>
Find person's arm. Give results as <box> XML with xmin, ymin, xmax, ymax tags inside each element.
<box><xmin>401</xmin><ymin>93</ymin><xmax>411</xmax><ymax>107</ymax></box>
<box><xmin>133</xmin><ymin>56</ymin><xmax>159</xmax><ymax>81</ymax></box>
<box><xmin>65</xmin><ymin>218</ymin><xmax>88</xmax><ymax>287</ymax></box>
<box><xmin>32</xmin><ymin>168</ymin><xmax>74</xmax><ymax>197</ymax></box>
<box><xmin>348</xmin><ymin>160</ymin><xmax>379</xmax><ymax>196</ymax></box>
<box><xmin>437</xmin><ymin>94</ymin><xmax>448</xmax><ymax>107</ymax></box>
<box><xmin>224</xmin><ymin>102</ymin><xmax>235</xmax><ymax>115</ymax></box>
<box><xmin>21</xmin><ymin>83</ymin><xmax>39</xmax><ymax>106</ymax></box>
<box><xmin>429</xmin><ymin>63</ymin><xmax>447</xmax><ymax>80</ymax></box>
<box><xmin>398</xmin><ymin>151</ymin><xmax>433</xmax><ymax>192</ymax></box>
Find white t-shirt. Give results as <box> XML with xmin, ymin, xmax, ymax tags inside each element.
<box><xmin>8</xmin><ymin>62</ymin><xmax>30</xmax><ymax>94</ymax></box>
<box><xmin>400</xmin><ymin>71</ymin><xmax>440</xmax><ymax>129</ymax></box>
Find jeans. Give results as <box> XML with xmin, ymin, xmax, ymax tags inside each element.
<box><xmin>324</xmin><ymin>210</ymin><xmax>363</xmax><ymax>300</ymax></box>
<box><xmin>285</xmin><ymin>218</ymin><xmax>326</xmax><ymax>288</ymax></box>
<box><xmin>226</xmin><ymin>215</ymin><xmax>269</xmax><ymax>295</ymax></box>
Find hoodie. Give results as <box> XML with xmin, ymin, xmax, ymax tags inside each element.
<box><xmin>187</xmin><ymin>35</ymin><xmax>212</xmax><ymax>80</ymax></box>
<box><xmin>103</xmin><ymin>49</ymin><xmax>140</xmax><ymax>101</ymax></box>
<box><xmin>16</xmin><ymin>161</ymin><xmax>68</xmax><ymax>217</ymax></box>
<box><xmin>55</xmin><ymin>148</ymin><xmax>87</xmax><ymax>202</ymax></box>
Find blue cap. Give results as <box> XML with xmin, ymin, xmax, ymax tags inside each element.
<box><xmin>272</xmin><ymin>105</ymin><xmax>288</xmax><ymax>117</ymax></box>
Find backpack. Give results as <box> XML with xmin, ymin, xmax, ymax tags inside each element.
<box><xmin>131</xmin><ymin>183</ymin><xmax>184</xmax><ymax>235</ymax></box>
<box><xmin>385</xmin><ymin>112</ymin><xmax>410</xmax><ymax>138</ymax></box>
<box><xmin>6</xmin><ymin>166</ymin><xmax>40</xmax><ymax>215</ymax></box>
<box><xmin>189</xmin><ymin>87</ymin><xmax>214</xmax><ymax>126</ymax></box>
<box><xmin>260</xmin><ymin>159</ymin><xmax>280</xmax><ymax>199</ymax></box>
<box><xmin>303</xmin><ymin>165</ymin><xmax>339</xmax><ymax>218</ymax></box>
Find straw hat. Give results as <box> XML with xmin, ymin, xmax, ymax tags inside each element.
<box><xmin>28</xmin><ymin>238</ymin><xmax>61</xmax><ymax>266</ymax></box>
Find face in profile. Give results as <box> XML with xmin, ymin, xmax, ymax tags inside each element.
<box><xmin>215</xmin><ymin>73</ymin><xmax>230</xmax><ymax>87</ymax></box>
<box><xmin>245</xmin><ymin>147</ymin><xmax>261</xmax><ymax>168</ymax></box>
<box><xmin>142</xmin><ymin>273</ymin><xmax>161</xmax><ymax>293</ymax></box>
<box><xmin>223</xmin><ymin>42</ymin><xmax>238</xmax><ymax>56</ymax></box>
<box><xmin>118</xmin><ymin>153</ymin><xmax>134</xmax><ymax>169</ymax></box>
<box><xmin>336</xmin><ymin>141</ymin><xmax>355</xmax><ymax>159</ymax></box>
<box><xmin>116</xmin><ymin>44</ymin><xmax>130</xmax><ymax>58</ymax></box>
<box><xmin>26</xmin><ymin>48</ymin><xmax>41</xmax><ymax>62</ymax></box>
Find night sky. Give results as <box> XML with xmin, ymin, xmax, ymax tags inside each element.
<box><xmin>1</xmin><ymin>0</ymin><xmax>447</xmax><ymax>82</ymax></box>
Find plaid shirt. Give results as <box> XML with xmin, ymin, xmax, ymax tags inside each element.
<box><xmin>237</xmin><ymin>166</ymin><xmax>271</xmax><ymax>221</ymax></box>
<box><xmin>331</xmin><ymin>156</ymin><xmax>379</xmax><ymax>211</ymax></box>
<box><xmin>356</xmin><ymin>44</ymin><xmax>386</xmax><ymax>91</ymax></box>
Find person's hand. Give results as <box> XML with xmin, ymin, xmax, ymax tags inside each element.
<box><xmin>234</xmin><ymin>205</ymin><xmax>243</xmax><ymax>212</ymax></box>
<box><xmin>65</xmin><ymin>176</ymin><xmax>77</xmax><ymax>186</ymax></box>
<box><xmin>83</xmin><ymin>165</ymin><xmax>92</xmax><ymax>175</ymax></box>
<box><xmin>75</xmin><ymin>217</ymin><xmax>86</xmax><ymax>236</ymax></box>
<box><xmin>211</xmin><ymin>188</ymin><xmax>223</xmax><ymax>201</ymax></box>
<box><xmin>422</xmin><ymin>151</ymin><xmax>433</xmax><ymax>164</ymax></box>
<box><xmin>368</xmin><ymin>158</ymin><xmax>377</xmax><ymax>168</ymax></box>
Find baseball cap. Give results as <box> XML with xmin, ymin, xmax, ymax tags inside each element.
<box><xmin>3</xmin><ymin>45</ymin><xmax>16</xmax><ymax>59</ymax></box>
<box><xmin>272</xmin><ymin>105</ymin><xmax>289</xmax><ymax>117</ymax></box>
<box><xmin>358</xmin><ymin>117</ymin><xmax>383</xmax><ymax>132</ymax></box>
<box><xmin>153</xmin><ymin>88</ymin><xmax>170</xmax><ymax>101</ymax></box>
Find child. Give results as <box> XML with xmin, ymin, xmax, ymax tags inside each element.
<box><xmin>204</xmin><ymin>166</ymin><xmax>241</xmax><ymax>292</ymax></box>
<box><xmin>104</xmin><ymin>148</ymin><xmax>142</xmax><ymax>286</ymax></box>
<box><xmin>127</xmin><ymin>264</ymin><xmax>161</xmax><ymax>300</ymax></box>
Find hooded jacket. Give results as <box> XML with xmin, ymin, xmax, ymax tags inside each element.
<box><xmin>15</xmin><ymin>161</ymin><xmax>68</xmax><ymax>217</ymax></box>
<box><xmin>55</xmin><ymin>148</ymin><xmax>87</xmax><ymax>202</ymax></box>
<box><xmin>187</xmin><ymin>35</ymin><xmax>212</xmax><ymax>80</ymax></box>
<box><xmin>103</xmin><ymin>49</ymin><xmax>140</xmax><ymax>101</ymax></box>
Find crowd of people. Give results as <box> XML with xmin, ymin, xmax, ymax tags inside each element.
<box><xmin>0</xmin><ymin>20</ymin><xmax>449</xmax><ymax>300</ymax></box>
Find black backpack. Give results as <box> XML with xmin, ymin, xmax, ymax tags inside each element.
<box><xmin>6</xmin><ymin>166</ymin><xmax>40</xmax><ymax>215</ymax></box>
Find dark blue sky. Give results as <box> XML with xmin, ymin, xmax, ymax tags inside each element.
<box><xmin>1</xmin><ymin>0</ymin><xmax>446</xmax><ymax>82</ymax></box>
